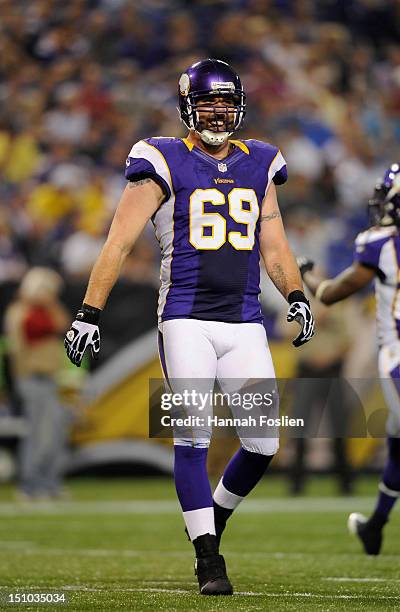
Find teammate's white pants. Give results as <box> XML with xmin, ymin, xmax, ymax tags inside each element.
<box><xmin>159</xmin><ymin>318</ymin><xmax>279</xmax><ymax>455</ymax></box>
<box><xmin>378</xmin><ymin>341</ymin><xmax>400</xmax><ymax>437</ymax></box>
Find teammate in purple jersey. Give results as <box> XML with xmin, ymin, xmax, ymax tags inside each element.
<box><xmin>65</xmin><ymin>59</ymin><xmax>315</xmax><ymax>595</ymax></box>
<box><xmin>298</xmin><ymin>163</ymin><xmax>400</xmax><ymax>556</ymax></box>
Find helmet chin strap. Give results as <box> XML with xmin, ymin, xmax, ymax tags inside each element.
<box><xmin>197</xmin><ymin>129</ymin><xmax>232</xmax><ymax>146</ymax></box>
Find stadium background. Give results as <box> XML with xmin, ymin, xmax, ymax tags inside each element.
<box><xmin>0</xmin><ymin>0</ymin><xmax>399</xmax><ymax>483</ymax></box>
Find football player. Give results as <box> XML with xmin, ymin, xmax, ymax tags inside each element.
<box><xmin>298</xmin><ymin>163</ymin><xmax>400</xmax><ymax>556</ymax></box>
<box><xmin>65</xmin><ymin>59</ymin><xmax>315</xmax><ymax>594</ymax></box>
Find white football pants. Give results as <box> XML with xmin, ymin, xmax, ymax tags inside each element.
<box><xmin>158</xmin><ymin>318</ymin><xmax>279</xmax><ymax>455</ymax></box>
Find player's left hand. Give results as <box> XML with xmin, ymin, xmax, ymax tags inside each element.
<box><xmin>286</xmin><ymin>291</ymin><xmax>315</xmax><ymax>347</ymax></box>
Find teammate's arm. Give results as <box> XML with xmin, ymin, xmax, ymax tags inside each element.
<box><xmin>300</xmin><ymin>260</ymin><xmax>376</xmax><ymax>305</ymax></box>
<box><xmin>64</xmin><ymin>178</ymin><xmax>164</xmax><ymax>366</ymax></box>
<box><xmin>259</xmin><ymin>183</ymin><xmax>315</xmax><ymax>346</ymax></box>
<box><xmin>259</xmin><ymin>182</ymin><xmax>303</xmax><ymax>299</ymax></box>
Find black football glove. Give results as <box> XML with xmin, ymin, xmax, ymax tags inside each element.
<box><xmin>64</xmin><ymin>304</ymin><xmax>101</xmax><ymax>367</ymax></box>
<box><xmin>287</xmin><ymin>290</ymin><xmax>315</xmax><ymax>347</ymax></box>
<box><xmin>296</xmin><ymin>256</ymin><xmax>315</xmax><ymax>279</ymax></box>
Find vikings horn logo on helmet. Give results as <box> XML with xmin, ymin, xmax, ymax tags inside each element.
<box><xmin>179</xmin><ymin>73</ymin><xmax>190</xmax><ymax>97</ymax></box>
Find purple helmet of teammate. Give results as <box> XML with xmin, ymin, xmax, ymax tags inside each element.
<box><xmin>178</xmin><ymin>58</ymin><xmax>246</xmax><ymax>146</ymax></box>
<box><xmin>369</xmin><ymin>163</ymin><xmax>400</xmax><ymax>226</ymax></box>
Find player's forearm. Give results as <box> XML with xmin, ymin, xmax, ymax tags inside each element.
<box><xmin>303</xmin><ymin>271</ymin><xmax>352</xmax><ymax>305</ymax></box>
<box><xmin>83</xmin><ymin>240</ymin><xmax>129</xmax><ymax>309</ymax></box>
<box><xmin>262</xmin><ymin>244</ymin><xmax>303</xmax><ymax>300</ymax></box>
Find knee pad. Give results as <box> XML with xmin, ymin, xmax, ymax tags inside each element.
<box><xmin>240</xmin><ymin>437</ymin><xmax>279</xmax><ymax>456</ymax></box>
<box><xmin>173</xmin><ymin>439</ymin><xmax>210</xmax><ymax>449</ymax></box>
<box><xmin>386</xmin><ymin>412</ymin><xmax>400</xmax><ymax>438</ymax></box>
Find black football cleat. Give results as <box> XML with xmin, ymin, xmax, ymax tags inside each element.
<box><xmin>348</xmin><ymin>512</ymin><xmax>385</xmax><ymax>555</ymax></box>
<box><xmin>195</xmin><ymin>554</ymin><xmax>233</xmax><ymax>595</ymax></box>
<box><xmin>192</xmin><ymin>533</ymin><xmax>233</xmax><ymax>595</ymax></box>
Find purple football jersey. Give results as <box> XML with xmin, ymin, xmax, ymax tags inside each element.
<box><xmin>354</xmin><ymin>225</ymin><xmax>400</xmax><ymax>346</ymax></box>
<box><xmin>125</xmin><ymin>137</ymin><xmax>287</xmax><ymax>325</ymax></box>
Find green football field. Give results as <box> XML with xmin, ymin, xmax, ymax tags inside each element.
<box><xmin>0</xmin><ymin>476</ymin><xmax>399</xmax><ymax>611</ymax></box>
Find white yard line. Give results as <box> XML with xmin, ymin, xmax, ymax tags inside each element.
<box><xmin>124</xmin><ymin>589</ymin><xmax>400</xmax><ymax>600</ymax></box>
<box><xmin>0</xmin><ymin>546</ymin><xmax>305</xmax><ymax>559</ymax></box>
<box><xmin>323</xmin><ymin>577</ymin><xmax>400</xmax><ymax>583</ymax></box>
<box><xmin>265</xmin><ymin>593</ymin><xmax>400</xmax><ymax>600</ymax></box>
<box><xmin>0</xmin><ymin>546</ymin><xmax>142</xmax><ymax>557</ymax></box>
<box><xmin>0</xmin><ymin>541</ymin><xmax>33</xmax><ymax>548</ymax></box>
<box><xmin>1</xmin><ymin>545</ymin><xmax>400</xmax><ymax>562</ymax></box>
<box><xmin>0</xmin><ymin>585</ymin><xmax>398</xmax><ymax>600</ymax></box>
<box><xmin>0</xmin><ymin>497</ymin><xmax>382</xmax><ymax>516</ymax></box>
<box><xmin>128</xmin><ymin>588</ymin><xmax>263</xmax><ymax>595</ymax></box>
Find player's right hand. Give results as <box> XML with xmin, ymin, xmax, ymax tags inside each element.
<box><xmin>64</xmin><ymin>305</ymin><xmax>101</xmax><ymax>367</ymax></box>
<box><xmin>296</xmin><ymin>256</ymin><xmax>315</xmax><ymax>279</ymax></box>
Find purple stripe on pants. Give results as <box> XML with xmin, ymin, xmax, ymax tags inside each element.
<box><xmin>158</xmin><ymin>331</ymin><xmax>170</xmax><ymax>386</ymax></box>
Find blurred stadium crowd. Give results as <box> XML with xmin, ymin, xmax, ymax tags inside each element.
<box><xmin>0</xmin><ymin>0</ymin><xmax>399</xmax><ymax>287</ymax></box>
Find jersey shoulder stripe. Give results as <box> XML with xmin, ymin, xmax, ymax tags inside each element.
<box><xmin>355</xmin><ymin>226</ymin><xmax>397</xmax><ymax>248</ymax></box>
<box><xmin>229</xmin><ymin>139</ymin><xmax>250</xmax><ymax>154</ymax></box>
<box><xmin>354</xmin><ymin>226</ymin><xmax>397</xmax><ymax>270</ymax></box>
<box><xmin>126</xmin><ymin>139</ymin><xmax>175</xmax><ymax>200</ymax></box>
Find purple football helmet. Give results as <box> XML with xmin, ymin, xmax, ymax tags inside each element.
<box><xmin>368</xmin><ymin>163</ymin><xmax>400</xmax><ymax>226</ymax></box>
<box><xmin>178</xmin><ymin>59</ymin><xmax>246</xmax><ymax>146</ymax></box>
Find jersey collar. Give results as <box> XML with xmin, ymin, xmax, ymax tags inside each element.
<box><xmin>181</xmin><ymin>138</ymin><xmax>249</xmax><ymax>171</ymax></box>
<box><xmin>181</xmin><ymin>137</ymin><xmax>249</xmax><ymax>155</ymax></box>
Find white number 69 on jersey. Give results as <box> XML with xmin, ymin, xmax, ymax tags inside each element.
<box><xmin>189</xmin><ymin>188</ymin><xmax>259</xmax><ymax>251</ymax></box>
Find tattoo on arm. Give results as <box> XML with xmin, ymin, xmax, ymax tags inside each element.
<box><xmin>128</xmin><ymin>178</ymin><xmax>152</xmax><ymax>189</ymax></box>
<box><xmin>269</xmin><ymin>262</ymin><xmax>289</xmax><ymax>296</ymax></box>
<box><xmin>261</xmin><ymin>210</ymin><xmax>281</xmax><ymax>222</ymax></box>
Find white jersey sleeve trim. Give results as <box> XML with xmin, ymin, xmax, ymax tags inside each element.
<box><xmin>128</xmin><ymin>140</ymin><xmax>173</xmax><ymax>195</ymax></box>
<box><xmin>265</xmin><ymin>150</ymin><xmax>286</xmax><ymax>195</ymax></box>
<box><xmin>355</xmin><ymin>226</ymin><xmax>397</xmax><ymax>248</ymax></box>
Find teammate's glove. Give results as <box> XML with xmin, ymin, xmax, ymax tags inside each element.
<box><xmin>296</xmin><ymin>256</ymin><xmax>315</xmax><ymax>278</ymax></box>
<box><xmin>287</xmin><ymin>290</ymin><xmax>315</xmax><ymax>347</ymax></box>
<box><xmin>64</xmin><ymin>304</ymin><xmax>101</xmax><ymax>367</ymax></box>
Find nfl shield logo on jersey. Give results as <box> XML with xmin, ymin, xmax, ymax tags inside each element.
<box><xmin>218</xmin><ymin>162</ymin><xmax>227</xmax><ymax>173</ymax></box>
